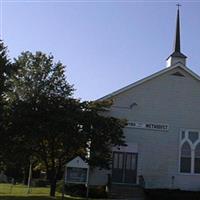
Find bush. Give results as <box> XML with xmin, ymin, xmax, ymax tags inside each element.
<box><xmin>65</xmin><ymin>184</ymin><xmax>86</xmax><ymax>197</ymax></box>
<box><xmin>89</xmin><ymin>185</ymin><xmax>107</xmax><ymax>198</ymax></box>
<box><xmin>56</xmin><ymin>181</ymin><xmax>86</xmax><ymax>196</ymax></box>
<box><xmin>56</xmin><ymin>183</ymin><xmax>107</xmax><ymax>198</ymax></box>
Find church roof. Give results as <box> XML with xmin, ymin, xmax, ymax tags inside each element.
<box><xmin>98</xmin><ymin>63</ymin><xmax>200</xmax><ymax>101</ymax></box>
<box><xmin>169</xmin><ymin>51</ymin><xmax>187</xmax><ymax>59</ymax></box>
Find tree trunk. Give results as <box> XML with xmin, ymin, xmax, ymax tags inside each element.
<box><xmin>23</xmin><ymin>166</ymin><xmax>29</xmax><ymax>185</ymax></box>
<box><xmin>50</xmin><ymin>178</ymin><xmax>57</xmax><ymax>197</ymax></box>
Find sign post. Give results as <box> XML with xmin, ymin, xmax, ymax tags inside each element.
<box><xmin>27</xmin><ymin>157</ymin><xmax>34</xmax><ymax>194</ymax></box>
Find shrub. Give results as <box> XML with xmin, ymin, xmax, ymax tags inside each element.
<box><xmin>65</xmin><ymin>184</ymin><xmax>86</xmax><ymax>197</ymax></box>
<box><xmin>89</xmin><ymin>185</ymin><xmax>107</xmax><ymax>198</ymax></box>
<box><xmin>56</xmin><ymin>183</ymin><xmax>107</xmax><ymax>198</ymax></box>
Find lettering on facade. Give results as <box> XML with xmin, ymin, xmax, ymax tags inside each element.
<box><xmin>126</xmin><ymin>121</ymin><xmax>169</xmax><ymax>132</ymax></box>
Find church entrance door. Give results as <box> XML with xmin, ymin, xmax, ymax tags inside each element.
<box><xmin>112</xmin><ymin>152</ymin><xmax>137</xmax><ymax>184</ymax></box>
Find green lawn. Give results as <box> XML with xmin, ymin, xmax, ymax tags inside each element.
<box><xmin>0</xmin><ymin>183</ymin><xmax>82</xmax><ymax>200</ymax></box>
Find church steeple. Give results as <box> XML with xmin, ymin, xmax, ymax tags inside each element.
<box><xmin>166</xmin><ymin>5</ymin><xmax>187</xmax><ymax>67</ymax></box>
<box><xmin>174</xmin><ymin>7</ymin><xmax>181</xmax><ymax>52</ymax></box>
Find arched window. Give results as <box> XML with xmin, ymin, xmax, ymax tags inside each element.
<box><xmin>195</xmin><ymin>143</ymin><xmax>200</xmax><ymax>173</ymax></box>
<box><xmin>180</xmin><ymin>142</ymin><xmax>191</xmax><ymax>173</ymax></box>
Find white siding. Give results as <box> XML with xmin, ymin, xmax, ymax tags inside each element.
<box><xmin>92</xmin><ymin>67</ymin><xmax>200</xmax><ymax>190</ymax></box>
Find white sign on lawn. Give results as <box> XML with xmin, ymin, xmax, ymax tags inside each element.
<box><xmin>65</xmin><ymin>156</ymin><xmax>89</xmax><ymax>184</ymax></box>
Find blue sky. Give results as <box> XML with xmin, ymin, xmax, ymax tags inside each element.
<box><xmin>1</xmin><ymin>1</ymin><xmax>200</xmax><ymax>101</ymax></box>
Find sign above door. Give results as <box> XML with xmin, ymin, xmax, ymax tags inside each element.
<box><xmin>126</xmin><ymin>121</ymin><xmax>169</xmax><ymax>132</ymax></box>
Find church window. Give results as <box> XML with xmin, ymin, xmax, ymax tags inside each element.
<box><xmin>194</xmin><ymin>143</ymin><xmax>200</xmax><ymax>173</ymax></box>
<box><xmin>181</xmin><ymin>131</ymin><xmax>185</xmax><ymax>139</ymax></box>
<box><xmin>188</xmin><ymin>131</ymin><xmax>199</xmax><ymax>144</ymax></box>
<box><xmin>180</xmin><ymin>130</ymin><xmax>200</xmax><ymax>174</ymax></box>
<box><xmin>180</xmin><ymin>142</ymin><xmax>191</xmax><ymax>173</ymax></box>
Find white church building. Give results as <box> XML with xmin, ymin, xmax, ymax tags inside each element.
<box><xmin>89</xmin><ymin>8</ymin><xmax>200</xmax><ymax>191</ymax></box>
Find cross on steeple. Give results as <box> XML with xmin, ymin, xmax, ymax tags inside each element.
<box><xmin>176</xmin><ymin>3</ymin><xmax>181</xmax><ymax>9</ymax></box>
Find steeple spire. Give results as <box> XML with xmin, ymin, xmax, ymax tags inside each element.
<box><xmin>174</xmin><ymin>4</ymin><xmax>181</xmax><ymax>52</ymax></box>
<box><xmin>166</xmin><ymin>4</ymin><xmax>187</xmax><ymax>67</ymax></box>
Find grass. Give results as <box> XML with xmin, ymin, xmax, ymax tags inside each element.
<box><xmin>0</xmin><ymin>183</ymin><xmax>50</xmax><ymax>195</ymax></box>
<box><xmin>0</xmin><ymin>183</ymin><xmax>83</xmax><ymax>200</ymax></box>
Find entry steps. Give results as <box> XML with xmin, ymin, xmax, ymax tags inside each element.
<box><xmin>110</xmin><ymin>184</ymin><xmax>146</xmax><ymax>199</ymax></box>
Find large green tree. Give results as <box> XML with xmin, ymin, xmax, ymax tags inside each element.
<box><xmin>10</xmin><ymin>96</ymin><xmax>86</xmax><ymax>196</ymax></box>
<box><xmin>8</xmin><ymin>51</ymin><xmax>76</xmax><ymax>196</ymax></box>
<box><xmin>8</xmin><ymin>51</ymin><xmax>126</xmax><ymax>197</ymax></box>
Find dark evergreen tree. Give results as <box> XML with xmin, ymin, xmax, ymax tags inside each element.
<box><xmin>0</xmin><ymin>41</ymin><xmax>13</xmax><ymax>171</ymax></box>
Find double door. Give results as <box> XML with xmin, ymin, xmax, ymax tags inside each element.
<box><xmin>112</xmin><ymin>152</ymin><xmax>137</xmax><ymax>184</ymax></box>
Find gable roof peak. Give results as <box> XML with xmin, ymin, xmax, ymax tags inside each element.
<box><xmin>98</xmin><ymin>64</ymin><xmax>200</xmax><ymax>101</ymax></box>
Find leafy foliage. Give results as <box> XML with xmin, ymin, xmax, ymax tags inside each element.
<box><xmin>81</xmin><ymin>100</ymin><xmax>126</xmax><ymax>169</ymax></box>
<box><xmin>3</xmin><ymin>50</ymin><xmax>126</xmax><ymax>197</ymax></box>
<box><xmin>8</xmin><ymin>52</ymin><xmax>76</xmax><ymax>196</ymax></box>
<box><xmin>8</xmin><ymin>51</ymin><xmax>73</xmax><ymax>102</ymax></box>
